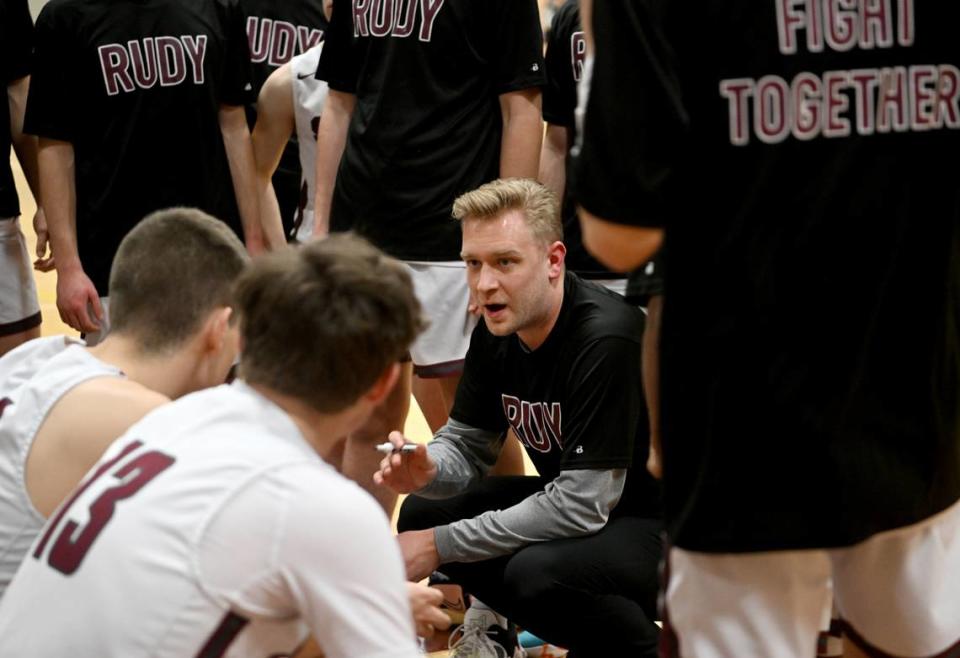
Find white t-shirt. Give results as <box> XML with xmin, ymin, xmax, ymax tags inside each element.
<box><xmin>291</xmin><ymin>43</ymin><xmax>328</xmax><ymax>242</ymax></box>
<box><xmin>0</xmin><ymin>381</ymin><xmax>419</xmax><ymax>658</ymax></box>
<box><xmin>0</xmin><ymin>336</ymin><xmax>121</xmax><ymax>598</ymax></box>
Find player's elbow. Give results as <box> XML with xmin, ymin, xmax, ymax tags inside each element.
<box><xmin>580</xmin><ymin>209</ymin><xmax>664</xmax><ymax>272</ymax></box>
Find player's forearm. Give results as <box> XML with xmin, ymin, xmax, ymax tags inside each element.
<box><xmin>499</xmin><ymin>89</ymin><xmax>543</xmax><ymax>180</ymax></box>
<box><xmin>313</xmin><ymin>90</ymin><xmax>355</xmax><ymax>238</ymax></box>
<box><xmin>8</xmin><ymin>78</ymin><xmax>41</xmax><ymax>199</ymax></box>
<box><xmin>38</xmin><ymin>139</ymin><xmax>80</xmax><ymax>270</ymax></box>
<box><xmin>219</xmin><ymin>105</ymin><xmax>263</xmax><ymax>251</ymax></box>
<box><xmin>538</xmin><ymin>123</ymin><xmax>568</xmax><ymax>200</ymax></box>
<box><xmin>416</xmin><ymin>419</ymin><xmax>505</xmax><ymax>499</ymax></box>
<box><xmin>580</xmin><ymin>210</ymin><xmax>664</xmax><ymax>271</ymax></box>
<box><xmin>434</xmin><ymin>468</ymin><xmax>626</xmax><ymax>563</ymax></box>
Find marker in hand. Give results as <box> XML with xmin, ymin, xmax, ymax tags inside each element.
<box><xmin>375</xmin><ymin>442</ymin><xmax>418</xmax><ymax>454</ymax></box>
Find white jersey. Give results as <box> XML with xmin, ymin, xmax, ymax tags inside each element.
<box><xmin>0</xmin><ymin>381</ymin><xmax>418</xmax><ymax>658</ymax></box>
<box><xmin>0</xmin><ymin>336</ymin><xmax>121</xmax><ymax>598</ymax></box>
<box><xmin>290</xmin><ymin>43</ymin><xmax>328</xmax><ymax>242</ymax></box>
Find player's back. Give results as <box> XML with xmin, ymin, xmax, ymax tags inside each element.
<box><xmin>0</xmin><ymin>336</ymin><xmax>121</xmax><ymax>596</ymax></box>
<box><xmin>0</xmin><ymin>381</ymin><xmax>418</xmax><ymax>657</ymax></box>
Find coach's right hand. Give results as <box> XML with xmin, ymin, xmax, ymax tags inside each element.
<box><xmin>373</xmin><ymin>431</ymin><xmax>437</xmax><ymax>493</ymax></box>
<box><xmin>56</xmin><ymin>265</ymin><xmax>103</xmax><ymax>333</ymax></box>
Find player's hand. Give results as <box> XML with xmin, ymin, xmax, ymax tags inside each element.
<box><xmin>406</xmin><ymin>582</ymin><xmax>451</xmax><ymax>639</ymax></box>
<box><xmin>397</xmin><ymin>529</ymin><xmax>441</xmax><ymax>583</ymax></box>
<box><xmin>32</xmin><ymin>209</ymin><xmax>55</xmax><ymax>272</ymax></box>
<box><xmin>56</xmin><ymin>265</ymin><xmax>103</xmax><ymax>333</ymax></box>
<box><xmin>373</xmin><ymin>431</ymin><xmax>437</xmax><ymax>493</ymax></box>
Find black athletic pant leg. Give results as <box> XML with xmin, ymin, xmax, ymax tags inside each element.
<box><xmin>398</xmin><ymin>476</ymin><xmax>662</xmax><ymax>657</ymax></box>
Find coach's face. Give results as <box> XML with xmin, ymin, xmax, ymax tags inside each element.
<box><xmin>461</xmin><ymin>210</ymin><xmax>565</xmax><ymax>344</ymax></box>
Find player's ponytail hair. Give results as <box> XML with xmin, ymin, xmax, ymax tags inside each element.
<box><xmin>235</xmin><ymin>234</ymin><xmax>426</xmax><ymax>414</ymax></box>
<box><xmin>452</xmin><ymin>178</ymin><xmax>562</xmax><ymax>244</ymax></box>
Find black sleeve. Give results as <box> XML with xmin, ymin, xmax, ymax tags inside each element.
<box><xmin>625</xmin><ymin>248</ymin><xmax>665</xmax><ymax>305</ymax></box>
<box><xmin>542</xmin><ymin>3</ymin><xmax>580</xmax><ymax>127</ymax></box>
<box><xmin>489</xmin><ymin>0</ymin><xmax>545</xmax><ymax>95</ymax></box>
<box><xmin>217</xmin><ymin>0</ymin><xmax>254</xmax><ymax>106</ymax></box>
<box><xmin>571</xmin><ymin>0</ymin><xmax>686</xmax><ymax>228</ymax></box>
<box><xmin>2</xmin><ymin>0</ymin><xmax>34</xmax><ymax>83</ymax></box>
<box><xmin>558</xmin><ymin>336</ymin><xmax>644</xmax><ymax>469</ymax></box>
<box><xmin>316</xmin><ymin>0</ymin><xmax>362</xmax><ymax>94</ymax></box>
<box><xmin>449</xmin><ymin>327</ymin><xmax>510</xmax><ymax>435</ymax></box>
<box><xmin>23</xmin><ymin>3</ymin><xmax>77</xmax><ymax>142</ymax></box>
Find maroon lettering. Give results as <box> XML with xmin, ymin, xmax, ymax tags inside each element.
<box><xmin>98</xmin><ymin>44</ymin><xmax>135</xmax><ymax>96</ymax></box>
<box><xmin>370</xmin><ymin>0</ymin><xmax>396</xmax><ymax>37</ymax></box>
<box><xmin>755</xmin><ymin>75</ymin><xmax>790</xmax><ymax>143</ymax></box>
<box><xmin>392</xmin><ymin>0</ymin><xmax>417</xmax><ymax>37</ymax></box>
<box><xmin>792</xmin><ymin>72</ymin><xmax>823</xmax><ymax>139</ymax></box>
<box><xmin>861</xmin><ymin>0</ymin><xmax>892</xmax><ymax>49</ymax></box>
<box><xmin>897</xmin><ymin>0</ymin><xmax>913</xmax><ymax>46</ymax></box>
<box><xmin>775</xmin><ymin>0</ymin><xmax>805</xmax><ymax>54</ymax></box>
<box><xmin>269</xmin><ymin>21</ymin><xmax>297</xmax><ymax>66</ymax></box>
<box><xmin>353</xmin><ymin>0</ymin><xmax>372</xmax><ymax>37</ymax></box>
<box><xmin>156</xmin><ymin>36</ymin><xmax>187</xmax><ymax>86</ymax></box>
<box><xmin>849</xmin><ymin>69</ymin><xmax>879</xmax><ymax>135</ymax></box>
<box><xmin>297</xmin><ymin>25</ymin><xmax>324</xmax><ymax>52</ymax></box>
<box><xmin>247</xmin><ymin>16</ymin><xmax>272</xmax><ymax>63</ymax></box>
<box><xmin>823</xmin><ymin>71</ymin><xmax>852</xmax><ymax>137</ymax></box>
<box><xmin>936</xmin><ymin>65</ymin><xmax>960</xmax><ymax>128</ymax></box>
<box><xmin>825</xmin><ymin>0</ymin><xmax>858</xmax><ymax>52</ymax></box>
<box><xmin>46</xmin><ymin>448</ymin><xmax>175</xmax><ymax>575</ymax></box>
<box><xmin>128</xmin><ymin>38</ymin><xmax>158</xmax><ymax>89</ymax></box>
<box><xmin>720</xmin><ymin>79</ymin><xmax>754</xmax><ymax>145</ymax></box>
<box><xmin>910</xmin><ymin>65</ymin><xmax>937</xmax><ymax>130</ymax></box>
<box><xmin>570</xmin><ymin>31</ymin><xmax>586</xmax><ymax>83</ymax></box>
<box><xmin>183</xmin><ymin>35</ymin><xmax>207</xmax><ymax>85</ymax></box>
<box><xmin>876</xmin><ymin>66</ymin><xmax>909</xmax><ymax>133</ymax></box>
<box><xmin>543</xmin><ymin>403</ymin><xmax>562</xmax><ymax>448</ymax></box>
<box><xmin>419</xmin><ymin>0</ymin><xmax>445</xmax><ymax>41</ymax></box>
<box><xmin>0</xmin><ymin>397</ymin><xmax>11</xmax><ymax>418</ymax></box>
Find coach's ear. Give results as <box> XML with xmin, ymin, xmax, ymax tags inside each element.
<box><xmin>547</xmin><ymin>240</ymin><xmax>566</xmax><ymax>280</ymax></box>
<box><xmin>364</xmin><ymin>362</ymin><xmax>401</xmax><ymax>406</ymax></box>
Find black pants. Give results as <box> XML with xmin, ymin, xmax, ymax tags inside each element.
<box><xmin>398</xmin><ymin>476</ymin><xmax>662</xmax><ymax>657</ymax></box>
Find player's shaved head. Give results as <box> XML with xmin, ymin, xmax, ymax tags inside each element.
<box><xmin>452</xmin><ymin>178</ymin><xmax>562</xmax><ymax>244</ymax></box>
<box><xmin>108</xmin><ymin>207</ymin><xmax>250</xmax><ymax>353</ymax></box>
<box><xmin>236</xmin><ymin>234</ymin><xmax>426</xmax><ymax>414</ymax></box>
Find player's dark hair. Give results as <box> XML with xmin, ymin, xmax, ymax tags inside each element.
<box><xmin>108</xmin><ymin>207</ymin><xmax>250</xmax><ymax>353</ymax></box>
<box><xmin>235</xmin><ymin>234</ymin><xmax>426</xmax><ymax>413</ymax></box>
<box><xmin>452</xmin><ymin>178</ymin><xmax>562</xmax><ymax>243</ymax></box>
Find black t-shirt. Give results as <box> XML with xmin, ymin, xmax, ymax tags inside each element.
<box><xmin>0</xmin><ymin>0</ymin><xmax>34</xmax><ymax>219</ymax></box>
<box><xmin>574</xmin><ymin>2</ymin><xmax>960</xmax><ymax>552</ymax></box>
<box><xmin>543</xmin><ymin>0</ymin><xmax>621</xmax><ymax>280</ymax></box>
<box><xmin>451</xmin><ymin>271</ymin><xmax>661</xmax><ymax>519</ymax></box>
<box><xmin>24</xmin><ymin>0</ymin><xmax>253</xmax><ymax>293</ymax></box>
<box><xmin>316</xmin><ymin>0</ymin><xmax>545</xmax><ymax>261</ymax></box>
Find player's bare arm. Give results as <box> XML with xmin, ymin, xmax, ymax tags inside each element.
<box><xmin>499</xmin><ymin>88</ymin><xmax>543</xmax><ymax>179</ymax></box>
<box><xmin>538</xmin><ymin>123</ymin><xmax>569</xmax><ymax>200</ymax></box>
<box><xmin>251</xmin><ymin>64</ymin><xmax>296</xmax><ymax>251</ymax></box>
<box><xmin>312</xmin><ymin>89</ymin><xmax>355</xmax><ymax>239</ymax></box>
<box><xmin>24</xmin><ymin>378</ymin><xmax>168</xmax><ymax>517</ymax></box>
<box><xmin>40</xmin><ymin>138</ymin><xmax>103</xmax><ymax>332</ymax></box>
<box><xmin>218</xmin><ymin>104</ymin><xmax>264</xmax><ymax>255</ymax></box>
<box><xmin>580</xmin><ymin>210</ymin><xmax>663</xmax><ymax>272</ymax></box>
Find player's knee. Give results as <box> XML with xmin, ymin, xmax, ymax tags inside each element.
<box><xmin>397</xmin><ymin>494</ymin><xmax>444</xmax><ymax>533</ymax></box>
<box><xmin>502</xmin><ymin>546</ymin><xmax>566</xmax><ymax>607</ymax></box>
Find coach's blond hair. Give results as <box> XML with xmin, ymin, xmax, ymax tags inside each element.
<box><xmin>452</xmin><ymin>178</ymin><xmax>562</xmax><ymax>244</ymax></box>
<box><xmin>108</xmin><ymin>207</ymin><xmax>250</xmax><ymax>353</ymax></box>
<box><xmin>236</xmin><ymin>234</ymin><xmax>426</xmax><ymax>414</ymax></box>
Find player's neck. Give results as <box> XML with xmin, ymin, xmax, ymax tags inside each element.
<box><xmin>246</xmin><ymin>382</ymin><xmax>361</xmax><ymax>461</ymax></box>
<box><xmin>86</xmin><ymin>334</ymin><xmax>197</xmax><ymax>400</ymax></box>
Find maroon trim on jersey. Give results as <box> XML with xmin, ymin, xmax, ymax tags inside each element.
<box><xmin>413</xmin><ymin>358</ymin><xmax>465</xmax><ymax>379</ymax></box>
<box><xmin>839</xmin><ymin>619</ymin><xmax>960</xmax><ymax>658</ymax></box>
<box><xmin>0</xmin><ymin>311</ymin><xmax>42</xmax><ymax>336</ymax></box>
<box><xmin>195</xmin><ymin>611</ymin><xmax>250</xmax><ymax>658</ymax></box>
<box><xmin>33</xmin><ymin>440</ymin><xmax>143</xmax><ymax>559</ymax></box>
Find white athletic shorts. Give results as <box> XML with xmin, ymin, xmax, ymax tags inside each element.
<box><xmin>0</xmin><ymin>218</ymin><xmax>41</xmax><ymax>335</ymax></box>
<box><xmin>403</xmin><ymin>261</ymin><xmax>476</xmax><ymax>378</ymax></box>
<box><xmin>663</xmin><ymin>498</ymin><xmax>960</xmax><ymax>657</ymax></box>
<box><xmin>80</xmin><ymin>296</ymin><xmax>111</xmax><ymax>347</ymax></box>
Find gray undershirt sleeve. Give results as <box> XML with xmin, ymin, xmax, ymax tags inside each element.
<box><xmin>432</xmin><ymin>468</ymin><xmax>627</xmax><ymax>564</ymax></box>
<box><xmin>414</xmin><ymin>418</ymin><xmax>506</xmax><ymax>500</ymax></box>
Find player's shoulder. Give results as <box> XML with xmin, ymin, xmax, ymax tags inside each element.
<box><xmin>35</xmin><ymin>0</ymin><xmax>89</xmax><ymax>24</ymax></box>
<box><xmin>567</xmin><ymin>274</ymin><xmax>645</xmax><ymax>342</ymax></box>
<box><xmin>551</xmin><ymin>0</ymin><xmax>580</xmax><ymax>33</ymax></box>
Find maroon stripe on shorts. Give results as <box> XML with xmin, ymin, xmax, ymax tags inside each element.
<box><xmin>0</xmin><ymin>311</ymin><xmax>41</xmax><ymax>336</ymax></box>
<box><xmin>840</xmin><ymin>619</ymin><xmax>960</xmax><ymax>658</ymax></box>
<box><xmin>195</xmin><ymin>611</ymin><xmax>249</xmax><ymax>658</ymax></box>
<box><xmin>413</xmin><ymin>358</ymin><xmax>465</xmax><ymax>379</ymax></box>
